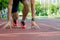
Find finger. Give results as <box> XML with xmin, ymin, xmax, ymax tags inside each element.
<box><xmin>31</xmin><ymin>21</ymin><xmax>40</xmax><ymax>29</ymax></box>
<box><xmin>3</xmin><ymin>22</ymin><xmax>10</xmax><ymax>29</ymax></box>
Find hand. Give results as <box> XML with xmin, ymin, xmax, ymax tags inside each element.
<box><xmin>31</xmin><ymin>21</ymin><xmax>40</xmax><ymax>29</ymax></box>
<box><xmin>3</xmin><ymin>21</ymin><xmax>12</xmax><ymax>29</ymax></box>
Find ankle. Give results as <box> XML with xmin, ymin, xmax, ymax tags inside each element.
<box><xmin>13</xmin><ymin>19</ymin><xmax>17</xmax><ymax>24</ymax></box>
<box><xmin>21</xmin><ymin>20</ymin><xmax>25</xmax><ymax>26</ymax></box>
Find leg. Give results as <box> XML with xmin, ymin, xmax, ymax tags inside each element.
<box><xmin>11</xmin><ymin>0</ymin><xmax>19</xmax><ymax>27</ymax></box>
<box><xmin>12</xmin><ymin>0</ymin><xmax>19</xmax><ymax>23</ymax></box>
<box><xmin>20</xmin><ymin>0</ymin><xmax>29</xmax><ymax>28</ymax></box>
<box><xmin>22</xmin><ymin>0</ymin><xmax>29</xmax><ymax>20</ymax></box>
<box><xmin>12</xmin><ymin>12</ymin><xmax>18</xmax><ymax>24</ymax></box>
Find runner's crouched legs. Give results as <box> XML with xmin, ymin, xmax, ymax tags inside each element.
<box><xmin>12</xmin><ymin>0</ymin><xmax>29</xmax><ymax>29</ymax></box>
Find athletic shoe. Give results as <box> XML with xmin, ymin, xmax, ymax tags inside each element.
<box><xmin>12</xmin><ymin>20</ymin><xmax>18</xmax><ymax>27</ymax></box>
<box><xmin>20</xmin><ymin>21</ymin><xmax>26</xmax><ymax>29</ymax></box>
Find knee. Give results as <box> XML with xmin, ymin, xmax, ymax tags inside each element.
<box><xmin>23</xmin><ymin>0</ymin><xmax>29</xmax><ymax>9</ymax></box>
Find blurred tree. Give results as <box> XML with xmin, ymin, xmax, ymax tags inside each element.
<box><xmin>2</xmin><ymin>0</ymin><xmax>8</xmax><ymax>9</ymax></box>
<box><xmin>0</xmin><ymin>0</ymin><xmax>8</xmax><ymax>10</ymax></box>
<box><xmin>18</xmin><ymin>2</ymin><xmax>23</xmax><ymax>12</ymax></box>
<box><xmin>35</xmin><ymin>1</ymin><xmax>48</xmax><ymax>16</ymax></box>
<box><xmin>35</xmin><ymin>1</ymin><xmax>40</xmax><ymax>16</ymax></box>
<box><xmin>56</xmin><ymin>3</ymin><xmax>60</xmax><ymax>10</ymax></box>
<box><xmin>0</xmin><ymin>0</ymin><xmax>2</xmax><ymax>10</ymax></box>
<box><xmin>48</xmin><ymin>4</ymin><xmax>57</xmax><ymax>15</ymax></box>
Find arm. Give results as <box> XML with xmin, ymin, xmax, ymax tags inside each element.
<box><xmin>8</xmin><ymin>0</ymin><xmax>13</xmax><ymax>21</ymax></box>
<box><xmin>3</xmin><ymin>0</ymin><xmax>13</xmax><ymax>29</ymax></box>
<box><xmin>31</xmin><ymin>0</ymin><xmax>35</xmax><ymax>21</ymax></box>
<box><xmin>31</xmin><ymin>0</ymin><xmax>40</xmax><ymax>29</ymax></box>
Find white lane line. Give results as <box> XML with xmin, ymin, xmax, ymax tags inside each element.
<box><xmin>39</xmin><ymin>23</ymin><xmax>60</xmax><ymax>30</ymax></box>
<box><xmin>0</xmin><ymin>32</ymin><xmax>60</xmax><ymax>37</ymax></box>
<box><xmin>0</xmin><ymin>32</ymin><xmax>60</xmax><ymax>34</ymax></box>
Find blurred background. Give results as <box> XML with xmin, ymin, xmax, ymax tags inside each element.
<box><xmin>0</xmin><ymin>0</ymin><xmax>60</xmax><ymax>19</ymax></box>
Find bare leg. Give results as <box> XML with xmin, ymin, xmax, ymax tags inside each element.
<box><xmin>12</xmin><ymin>12</ymin><xmax>18</xmax><ymax>21</ymax></box>
<box><xmin>18</xmin><ymin>0</ymin><xmax>29</xmax><ymax>29</ymax></box>
<box><xmin>22</xmin><ymin>0</ymin><xmax>29</xmax><ymax>21</ymax></box>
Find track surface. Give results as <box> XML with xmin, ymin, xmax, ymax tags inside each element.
<box><xmin>0</xmin><ymin>18</ymin><xmax>60</xmax><ymax>40</ymax></box>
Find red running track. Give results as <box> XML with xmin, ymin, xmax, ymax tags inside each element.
<box><xmin>0</xmin><ymin>18</ymin><xmax>60</xmax><ymax>40</ymax></box>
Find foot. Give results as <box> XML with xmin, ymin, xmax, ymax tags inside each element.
<box><xmin>20</xmin><ymin>21</ymin><xmax>26</xmax><ymax>29</ymax></box>
<box><xmin>12</xmin><ymin>20</ymin><xmax>18</xmax><ymax>27</ymax></box>
<box><xmin>3</xmin><ymin>21</ymin><xmax>11</xmax><ymax>29</ymax></box>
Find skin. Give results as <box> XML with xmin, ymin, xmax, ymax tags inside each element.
<box><xmin>3</xmin><ymin>0</ymin><xmax>13</xmax><ymax>29</ymax></box>
<box><xmin>3</xmin><ymin>0</ymin><xmax>40</xmax><ymax>29</ymax></box>
<box><xmin>31</xmin><ymin>0</ymin><xmax>40</xmax><ymax>29</ymax></box>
